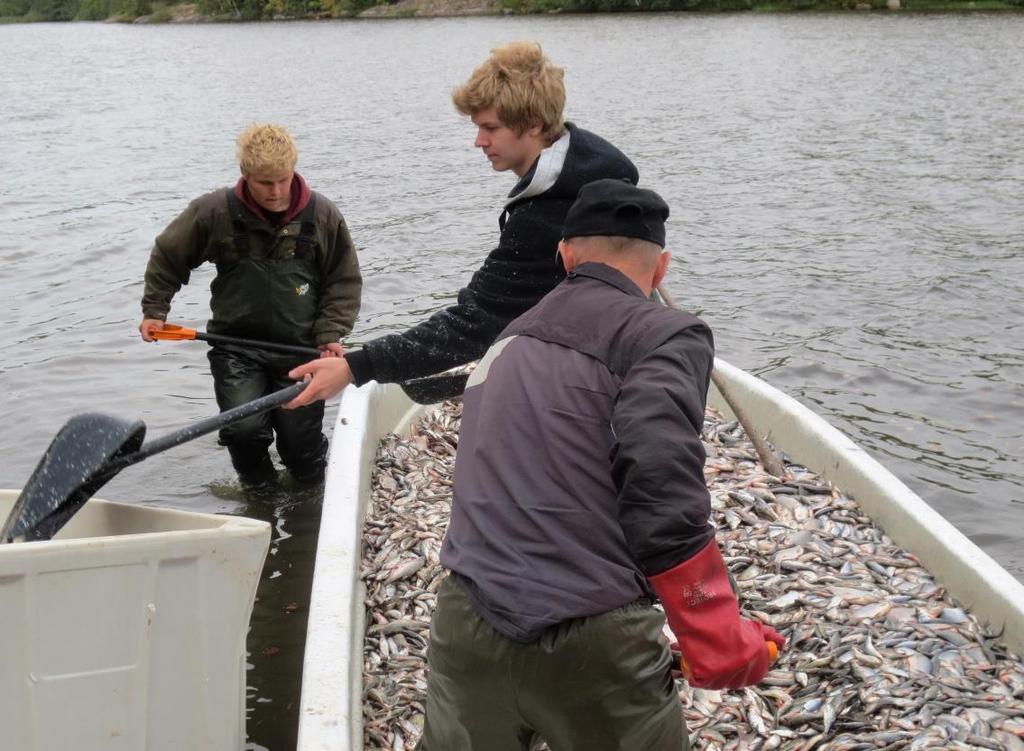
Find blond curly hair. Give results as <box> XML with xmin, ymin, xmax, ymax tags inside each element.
<box><xmin>452</xmin><ymin>41</ymin><xmax>566</xmax><ymax>141</ymax></box>
<box><xmin>236</xmin><ymin>123</ymin><xmax>298</xmax><ymax>175</ymax></box>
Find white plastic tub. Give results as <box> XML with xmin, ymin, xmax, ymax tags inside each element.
<box><xmin>0</xmin><ymin>490</ymin><xmax>271</xmax><ymax>751</ymax></box>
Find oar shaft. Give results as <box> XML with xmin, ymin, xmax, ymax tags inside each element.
<box><xmin>108</xmin><ymin>381</ymin><xmax>308</xmax><ymax>472</ymax></box>
<box><xmin>656</xmin><ymin>284</ymin><xmax>786</xmax><ymax>478</ymax></box>
<box><xmin>197</xmin><ymin>331</ymin><xmax>320</xmax><ymax>358</ymax></box>
<box><xmin>170</xmin><ymin>325</ymin><xmax>455</xmax><ymax>405</ymax></box>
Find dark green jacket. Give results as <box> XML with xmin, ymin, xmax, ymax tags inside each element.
<box><xmin>141</xmin><ymin>185</ymin><xmax>361</xmax><ymax>347</ymax></box>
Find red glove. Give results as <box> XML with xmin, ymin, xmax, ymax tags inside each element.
<box><xmin>649</xmin><ymin>538</ymin><xmax>785</xmax><ymax>689</ymax></box>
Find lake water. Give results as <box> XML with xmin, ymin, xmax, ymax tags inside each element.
<box><xmin>1</xmin><ymin>12</ymin><xmax>1021</xmax><ymax>749</ymax></box>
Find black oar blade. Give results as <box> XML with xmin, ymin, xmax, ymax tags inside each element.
<box><xmin>1</xmin><ymin>413</ymin><xmax>146</xmax><ymax>543</ymax></box>
<box><xmin>399</xmin><ymin>373</ymin><xmax>470</xmax><ymax>404</ymax></box>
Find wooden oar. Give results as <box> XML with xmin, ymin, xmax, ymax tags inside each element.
<box><xmin>0</xmin><ymin>381</ymin><xmax>308</xmax><ymax>544</ymax></box>
<box><xmin>656</xmin><ymin>284</ymin><xmax>787</xmax><ymax>478</ymax></box>
<box><xmin>149</xmin><ymin>324</ymin><xmax>452</xmax><ymax>405</ymax></box>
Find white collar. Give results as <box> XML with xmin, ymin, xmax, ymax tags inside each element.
<box><xmin>505</xmin><ymin>128</ymin><xmax>571</xmax><ymax>209</ymax></box>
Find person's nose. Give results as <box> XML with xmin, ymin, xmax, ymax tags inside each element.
<box><xmin>474</xmin><ymin>129</ymin><xmax>488</xmax><ymax>148</ymax></box>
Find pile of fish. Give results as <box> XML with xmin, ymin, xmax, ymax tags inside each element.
<box><xmin>361</xmin><ymin>401</ymin><xmax>1024</xmax><ymax>751</ymax></box>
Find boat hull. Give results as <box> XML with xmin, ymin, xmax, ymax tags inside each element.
<box><xmin>298</xmin><ymin>360</ymin><xmax>1024</xmax><ymax>750</ymax></box>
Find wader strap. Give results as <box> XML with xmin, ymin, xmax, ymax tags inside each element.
<box><xmin>292</xmin><ymin>194</ymin><xmax>318</xmax><ymax>260</ymax></box>
<box><xmin>226</xmin><ymin>190</ymin><xmax>252</xmax><ymax>258</ymax></box>
<box><xmin>225</xmin><ymin>189</ymin><xmax>316</xmax><ymax>259</ymax></box>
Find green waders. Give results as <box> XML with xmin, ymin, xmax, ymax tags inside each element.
<box><xmin>416</xmin><ymin>576</ymin><xmax>688</xmax><ymax>751</ymax></box>
<box><xmin>208</xmin><ymin>345</ymin><xmax>327</xmax><ymax>485</ymax></box>
<box><xmin>203</xmin><ymin>193</ymin><xmax>329</xmax><ymax>485</ymax></box>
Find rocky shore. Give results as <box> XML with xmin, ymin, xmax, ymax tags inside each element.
<box><xmin>6</xmin><ymin>0</ymin><xmax>1017</xmax><ymax>24</ymax></box>
<box><xmin>138</xmin><ymin>0</ymin><xmax>500</xmax><ymax>21</ymax></box>
<box><xmin>123</xmin><ymin>0</ymin><xmax>1018</xmax><ymax>24</ymax></box>
<box><xmin>357</xmin><ymin>0</ymin><xmax>500</xmax><ymax>17</ymax></box>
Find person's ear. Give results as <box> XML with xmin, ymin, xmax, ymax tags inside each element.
<box><xmin>527</xmin><ymin>119</ymin><xmax>544</xmax><ymax>139</ymax></box>
<box><xmin>652</xmin><ymin>250</ymin><xmax>671</xmax><ymax>290</ymax></box>
<box><xmin>557</xmin><ymin>240</ymin><xmax>577</xmax><ymax>272</ymax></box>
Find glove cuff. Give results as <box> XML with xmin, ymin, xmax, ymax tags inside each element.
<box><xmin>648</xmin><ymin>539</ymin><xmax>772</xmax><ymax>689</ymax></box>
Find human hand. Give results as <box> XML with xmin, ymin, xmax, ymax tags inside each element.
<box><xmin>668</xmin><ymin>625</ymin><xmax>783</xmax><ymax>686</ymax></box>
<box><xmin>762</xmin><ymin>624</ymin><xmax>786</xmax><ymax>656</ymax></box>
<box><xmin>139</xmin><ymin>318</ymin><xmax>165</xmax><ymax>342</ymax></box>
<box><xmin>319</xmin><ymin>342</ymin><xmax>345</xmax><ymax>358</ymax></box>
<box><xmin>285</xmin><ymin>356</ymin><xmax>353</xmax><ymax>408</ymax></box>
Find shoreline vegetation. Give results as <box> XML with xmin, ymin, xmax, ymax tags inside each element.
<box><xmin>2</xmin><ymin>0</ymin><xmax>1022</xmax><ymax>24</ymax></box>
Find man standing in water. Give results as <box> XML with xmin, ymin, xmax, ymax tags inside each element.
<box><xmin>285</xmin><ymin>41</ymin><xmax>638</xmax><ymax>407</ymax></box>
<box><xmin>417</xmin><ymin>179</ymin><xmax>785</xmax><ymax>750</ymax></box>
<box><xmin>139</xmin><ymin>123</ymin><xmax>362</xmax><ymax>487</ymax></box>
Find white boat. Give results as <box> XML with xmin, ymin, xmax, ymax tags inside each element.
<box><xmin>297</xmin><ymin>358</ymin><xmax>1024</xmax><ymax>751</ymax></box>
<box><xmin>0</xmin><ymin>491</ymin><xmax>270</xmax><ymax>750</ymax></box>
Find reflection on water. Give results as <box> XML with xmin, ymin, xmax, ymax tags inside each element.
<box><xmin>226</xmin><ymin>483</ymin><xmax>324</xmax><ymax>751</ymax></box>
<box><xmin>1</xmin><ymin>13</ymin><xmax>1022</xmax><ymax>749</ymax></box>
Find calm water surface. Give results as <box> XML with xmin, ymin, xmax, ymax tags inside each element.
<box><xmin>1</xmin><ymin>14</ymin><xmax>1022</xmax><ymax>749</ymax></box>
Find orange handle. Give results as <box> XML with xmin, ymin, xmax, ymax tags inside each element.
<box><xmin>150</xmin><ymin>324</ymin><xmax>199</xmax><ymax>342</ymax></box>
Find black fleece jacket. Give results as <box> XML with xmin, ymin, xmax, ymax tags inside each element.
<box><xmin>345</xmin><ymin>123</ymin><xmax>638</xmax><ymax>389</ymax></box>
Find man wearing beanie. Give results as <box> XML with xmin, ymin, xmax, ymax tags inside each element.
<box><xmin>416</xmin><ymin>179</ymin><xmax>784</xmax><ymax>751</ymax></box>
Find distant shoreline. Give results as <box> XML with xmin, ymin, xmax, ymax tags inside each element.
<box><xmin>2</xmin><ymin>0</ymin><xmax>1022</xmax><ymax>24</ymax></box>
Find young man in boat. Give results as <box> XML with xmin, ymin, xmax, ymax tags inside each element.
<box><xmin>416</xmin><ymin>180</ymin><xmax>785</xmax><ymax>751</ymax></box>
<box><xmin>284</xmin><ymin>41</ymin><xmax>638</xmax><ymax>408</ymax></box>
<box><xmin>138</xmin><ymin>123</ymin><xmax>362</xmax><ymax>487</ymax></box>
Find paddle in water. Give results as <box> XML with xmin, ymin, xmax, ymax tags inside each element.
<box><xmin>0</xmin><ymin>380</ymin><xmax>308</xmax><ymax>544</ymax></box>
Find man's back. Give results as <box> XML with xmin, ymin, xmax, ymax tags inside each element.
<box><xmin>442</xmin><ymin>263</ymin><xmax>715</xmax><ymax>643</ymax></box>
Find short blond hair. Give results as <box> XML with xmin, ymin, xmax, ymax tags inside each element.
<box><xmin>452</xmin><ymin>41</ymin><xmax>566</xmax><ymax>141</ymax></box>
<box><xmin>236</xmin><ymin>123</ymin><xmax>298</xmax><ymax>175</ymax></box>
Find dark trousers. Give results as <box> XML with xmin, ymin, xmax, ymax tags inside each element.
<box><xmin>207</xmin><ymin>346</ymin><xmax>327</xmax><ymax>484</ymax></box>
<box><xmin>416</xmin><ymin>576</ymin><xmax>687</xmax><ymax>751</ymax></box>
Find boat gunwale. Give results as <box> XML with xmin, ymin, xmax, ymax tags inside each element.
<box><xmin>707</xmin><ymin>358</ymin><xmax>1024</xmax><ymax>655</ymax></box>
<box><xmin>298</xmin><ymin>383</ymin><xmax>424</xmax><ymax>751</ymax></box>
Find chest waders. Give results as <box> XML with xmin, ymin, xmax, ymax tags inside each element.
<box><xmin>209</xmin><ymin>191</ymin><xmax>321</xmax><ymax>347</ymax></box>
<box><xmin>206</xmin><ymin>192</ymin><xmax>329</xmax><ymax>487</ymax></box>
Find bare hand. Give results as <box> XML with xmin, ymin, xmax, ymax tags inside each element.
<box><xmin>286</xmin><ymin>356</ymin><xmax>353</xmax><ymax>408</ymax></box>
<box><xmin>319</xmin><ymin>342</ymin><xmax>345</xmax><ymax>358</ymax></box>
<box><xmin>139</xmin><ymin>318</ymin><xmax>165</xmax><ymax>342</ymax></box>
